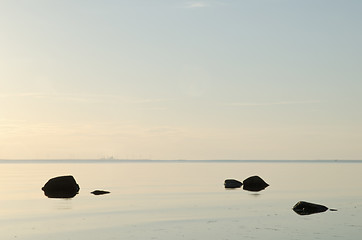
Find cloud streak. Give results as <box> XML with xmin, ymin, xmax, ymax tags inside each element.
<box><xmin>0</xmin><ymin>92</ymin><xmax>171</xmax><ymax>105</ymax></box>
<box><xmin>184</xmin><ymin>2</ymin><xmax>207</xmax><ymax>8</ymax></box>
<box><xmin>228</xmin><ymin>100</ymin><xmax>321</xmax><ymax>107</ymax></box>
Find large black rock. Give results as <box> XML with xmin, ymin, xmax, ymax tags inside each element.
<box><xmin>293</xmin><ymin>201</ymin><xmax>329</xmax><ymax>215</ymax></box>
<box><xmin>224</xmin><ymin>179</ymin><xmax>243</xmax><ymax>189</ymax></box>
<box><xmin>42</xmin><ymin>175</ymin><xmax>80</xmax><ymax>198</ymax></box>
<box><xmin>242</xmin><ymin>175</ymin><xmax>269</xmax><ymax>192</ymax></box>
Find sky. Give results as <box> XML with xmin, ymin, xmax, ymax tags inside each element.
<box><xmin>1</xmin><ymin>0</ymin><xmax>361</xmax><ymax>160</ymax></box>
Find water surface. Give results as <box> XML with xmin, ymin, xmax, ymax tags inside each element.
<box><xmin>0</xmin><ymin>161</ymin><xmax>361</xmax><ymax>239</ymax></box>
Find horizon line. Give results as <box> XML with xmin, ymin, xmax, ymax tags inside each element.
<box><xmin>0</xmin><ymin>159</ymin><xmax>361</xmax><ymax>164</ymax></box>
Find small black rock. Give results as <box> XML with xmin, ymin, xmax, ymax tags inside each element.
<box><xmin>242</xmin><ymin>175</ymin><xmax>269</xmax><ymax>192</ymax></box>
<box><xmin>293</xmin><ymin>201</ymin><xmax>331</xmax><ymax>215</ymax></box>
<box><xmin>224</xmin><ymin>179</ymin><xmax>243</xmax><ymax>188</ymax></box>
<box><xmin>91</xmin><ymin>190</ymin><xmax>110</xmax><ymax>195</ymax></box>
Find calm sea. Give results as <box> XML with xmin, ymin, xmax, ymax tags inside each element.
<box><xmin>0</xmin><ymin>160</ymin><xmax>361</xmax><ymax>240</ymax></box>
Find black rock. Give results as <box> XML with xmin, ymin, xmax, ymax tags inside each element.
<box><xmin>42</xmin><ymin>175</ymin><xmax>80</xmax><ymax>198</ymax></box>
<box><xmin>242</xmin><ymin>175</ymin><xmax>269</xmax><ymax>192</ymax></box>
<box><xmin>293</xmin><ymin>201</ymin><xmax>330</xmax><ymax>215</ymax></box>
<box><xmin>224</xmin><ymin>179</ymin><xmax>243</xmax><ymax>188</ymax></box>
<box><xmin>91</xmin><ymin>190</ymin><xmax>110</xmax><ymax>195</ymax></box>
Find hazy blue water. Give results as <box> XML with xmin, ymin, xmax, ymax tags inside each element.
<box><xmin>0</xmin><ymin>161</ymin><xmax>361</xmax><ymax>239</ymax></box>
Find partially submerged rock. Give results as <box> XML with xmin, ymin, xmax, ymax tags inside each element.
<box><xmin>91</xmin><ymin>190</ymin><xmax>110</xmax><ymax>195</ymax></box>
<box><xmin>224</xmin><ymin>179</ymin><xmax>243</xmax><ymax>189</ymax></box>
<box><xmin>292</xmin><ymin>201</ymin><xmax>334</xmax><ymax>215</ymax></box>
<box><xmin>242</xmin><ymin>176</ymin><xmax>269</xmax><ymax>192</ymax></box>
<box><xmin>42</xmin><ymin>175</ymin><xmax>80</xmax><ymax>198</ymax></box>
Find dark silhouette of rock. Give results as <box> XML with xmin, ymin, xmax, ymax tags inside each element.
<box><xmin>293</xmin><ymin>201</ymin><xmax>336</xmax><ymax>215</ymax></box>
<box><xmin>91</xmin><ymin>190</ymin><xmax>110</xmax><ymax>195</ymax></box>
<box><xmin>242</xmin><ymin>175</ymin><xmax>269</xmax><ymax>192</ymax></box>
<box><xmin>224</xmin><ymin>179</ymin><xmax>243</xmax><ymax>188</ymax></box>
<box><xmin>42</xmin><ymin>175</ymin><xmax>80</xmax><ymax>198</ymax></box>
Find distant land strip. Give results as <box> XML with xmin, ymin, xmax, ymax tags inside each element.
<box><xmin>0</xmin><ymin>159</ymin><xmax>362</xmax><ymax>164</ymax></box>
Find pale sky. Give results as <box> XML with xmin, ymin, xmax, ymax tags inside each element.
<box><xmin>1</xmin><ymin>0</ymin><xmax>361</xmax><ymax>160</ymax></box>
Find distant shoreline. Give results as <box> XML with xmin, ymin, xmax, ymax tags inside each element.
<box><xmin>0</xmin><ymin>159</ymin><xmax>361</xmax><ymax>164</ymax></box>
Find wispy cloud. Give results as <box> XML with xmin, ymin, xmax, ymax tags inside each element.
<box><xmin>133</xmin><ymin>98</ymin><xmax>172</xmax><ymax>104</ymax></box>
<box><xmin>0</xmin><ymin>92</ymin><xmax>103</xmax><ymax>103</ymax></box>
<box><xmin>184</xmin><ymin>2</ymin><xmax>208</xmax><ymax>8</ymax></box>
<box><xmin>0</xmin><ymin>93</ymin><xmax>46</xmax><ymax>98</ymax></box>
<box><xmin>0</xmin><ymin>92</ymin><xmax>171</xmax><ymax>104</ymax></box>
<box><xmin>228</xmin><ymin>100</ymin><xmax>321</xmax><ymax>107</ymax></box>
